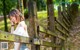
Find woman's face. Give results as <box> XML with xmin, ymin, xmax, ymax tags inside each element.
<box><xmin>10</xmin><ymin>16</ymin><xmax>17</xmax><ymax>24</ymax></box>
<box><xmin>9</xmin><ymin>10</ymin><xmax>21</xmax><ymax>25</ymax></box>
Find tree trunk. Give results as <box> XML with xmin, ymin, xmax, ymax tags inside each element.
<box><xmin>47</xmin><ymin>0</ymin><xmax>56</xmax><ymax>50</ymax></box>
<box><xmin>20</xmin><ymin>0</ymin><xmax>24</xmax><ymax>15</ymax></box>
<box><xmin>23</xmin><ymin>0</ymin><xmax>27</xmax><ymax>8</ymax></box>
<box><xmin>17</xmin><ymin>0</ymin><xmax>20</xmax><ymax>10</ymax></box>
<box><xmin>28</xmin><ymin>0</ymin><xmax>39</xmax><ymax>50</ymax></box>
<box><xmin>3</xmin><ymin>0</ymin><xmax>8</xmax><ymax>32</ymax></box>
<box><xmin>17</xmin><ymin>0</ymin><xmax>24</xmax><ymax>15</ymax></box>
<box><xmin>62</xmin><ymin>0</ymin><xmax>65</xmax><ymax>11</ymax></box>
<box><xmin>23</xmin><ymin>0</ymin><xmax>29</xmax><ymax>19</ymax></box>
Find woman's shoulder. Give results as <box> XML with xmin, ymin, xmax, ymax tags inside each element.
<box><xmin>19</xmin><ymin>21</ymin><xmax>27</xmax><ymax>27</ymax></box>
<box><xmin>20</xmin><ymin>21</ymin><xmax>25</xmax><ymax>24</ymax></box>
<box><xmin>19</xmin><ymin>21</ymin><xmax>25</xmax><ymax>25</ymax></box>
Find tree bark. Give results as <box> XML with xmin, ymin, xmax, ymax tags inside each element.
<box><xmin>17</xmin><ymin>0</ymin><xmax>24</xmax><ymax>15</ymax></box>
<box><xmin>23</xmin><ymin>0</ymin><xmax>27</xmax><ymax>8</ymax></box>
<box><xmin>3</xmin><ymin>0</ymin><xmax>8</xmax><ymax>32</ymax></box>
<box><xmin>47</xmin><ymin>0</ymin><xmax>56</xmax><ymax>50</ymax></box>
<box><xmin>62</xmin><ymin>0</ymin><xmax>65</xmax><ymax>11</ymax></box>
<box><xmin>28</xmin><ymin>0</ymin><xmax>39</xmax><ymax>50</ymax></box>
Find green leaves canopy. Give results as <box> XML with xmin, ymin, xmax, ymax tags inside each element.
<box><xmin>0</xmin><ymin>0</ymin><xmax>17</xmax><ymax>15</ymax></box>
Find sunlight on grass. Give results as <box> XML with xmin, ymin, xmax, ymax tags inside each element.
<box><xmin>37</xmin><ymin>11</ymin><xmax>47</xmax><ymax>19</ymax></box>
<box><xmin>0</xmin><ymin>19</ymin><xmax>11</xmax><ymax>31</ymax></box>
<box><xmin>37</xmin><ymin>10</ymin><xmax>58</xmax><ymax>19</ymax></box>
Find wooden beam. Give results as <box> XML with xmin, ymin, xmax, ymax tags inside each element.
<box><xmin>33</xmin><ymin>39</ymin><xmax>61</xmax><ymax>47</ymax></box>
<box><xmin>41</xmin><ymin>41</ymin><xmax>60</xmax><ymax>47</ymax></box>
<box><xmin>47</xmin><ymin>0</ymin><xmax>56</xmax><ymax>50</ymax></box>
<box><xmin>28</xmin><ymin>0</ymin><xmax>39</xmax><ymax>50</ymax></box>
<box><xmin>0</xmin><ymin>31</ymin><xmax>29</xmax><ymax>43</ymax></box>
<box><xmin>63</xmin><ymin>19</ymin><xmax>70</xmax><ymax>28</ymax></box>
<box><xmin>56</xmin><ymin>19</ymin><xmax>69</xmax><ymax>32</ymax></box>
<box><xmin>66</xmin><ymin>11</ymin><xmax>72</xmax><ymax>24</ymax></box>
<box><xmin>28</xmin><ymin>0</ymin><xmax>38</xmax><ymax>38</ymax></box>
<box><xmin>56</xmin><ymin>27</ymin><xmax>69</xmax><ymax>36</ymax></box>
<box><xmin>0</xmin><ymin>31</ymin><xmax>62</xmax><ymax>48</ymax></box>
<box><xmin>39</xmin><ymin>28</ymin><xmax>66</xmax><ymax>40</ymax></box>
<box><xmin>61</xmin><ymin>12</ymin><xmax>71</xmax><ymax>25</ymax></box>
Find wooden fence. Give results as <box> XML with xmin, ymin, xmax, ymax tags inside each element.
<box><xmin>0</xmin><ymin>0</ymin><xmax>75</xmax><ymax>50</ymax></box>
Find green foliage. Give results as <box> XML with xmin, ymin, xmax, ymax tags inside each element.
<box><xmin>0</xmin><ymin>0</ymin><xmax>3</xmax><ymax>15</ymax></box>
<box><xmin>0</xmin><ymin>0</ymin><xmax>17</xmax><ymax>15</ymax></box>
<box><xmin>5</xmin><ymin>0</ymin><xmax>17</xmax><ymax>14</ymax></box>
<box><xmin>54</xmin><ymin>0</ymin><xmax>61</xmax><ymax>5</ymax></box>
<box><xmin>37</xmin><ymin>0</ymin><xmax>46</xmax><ymax>11</ymax></box>
<box><xmin>24</xmin><ymin>8</ymin><xmax>28</xmax><ymax>15</ymax></box>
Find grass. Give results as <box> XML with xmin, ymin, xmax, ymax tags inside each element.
<box><xmin>37</xmin><ymin>10</ymin><xmax>58</xmax><ymax>19</ymax></box>
<box><xmin>37</xmin><ymin>11</ymin><xmax>47</xmax><ymax>19</ymax></box>
<box><xmin>0</xmin><ymin>19</ymin><xmax>11</xmax><ymax>31</ymax></box>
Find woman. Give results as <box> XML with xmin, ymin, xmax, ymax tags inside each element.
<box><xmin>8</xmin><ymin>9</ymin><xmax>29</xmax><ymax>50</ymax></box>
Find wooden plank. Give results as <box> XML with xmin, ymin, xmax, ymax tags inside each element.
<box><xmin>66</xmin><ymin>11</ymin><xmax>72</xmax><ymax>24</ymax></box>
<box><xmin>56</xmin><ymin>19</ymin><xmax>69</xmax><ymax>32</ymax></box>
<box><xmin>14</xmin><ymin>35</ymin><xmax>20</xmax><ymax>42</ymax></box>
<box><xmin>0</xmin><ymin>32</ymin><xmax>8</xmax><ymax>40</ymax></box>
<box><xmin>47</xmin><ymin>0</ymin><xmax>56</xmax><ymax>49</ymax></box>
<box><xmin>63</xmin><ymin>19</ymin><xmax>70</xmax><ymax>28</ymax></box>
<box><xmin>56</xmin><ymin>27</ymin><xmax>69</xmax><ymax>36</ymax></box>
<box><xmin>0</xmin><ymin>31</ymin><xmax>62</xmax><ymax>48</ymax></box>
<box><xmin>28</xmin><ymin>0</ymin><xmax>38</xmax><ymax>50</ymax></box>
<box><xmin>20</xmin><ymin>36</ymin><xmax>29</xmax><ymax>43</ymax></box>
<box><xmin>61</xmin><ymin>12</ymin><xmax>71</xmax><ymax>25</ymax></box>
<box><xmin>41</xmin><ymin>41</ymin><xmax>60</xmax><ymax>47</ymax></box>
<box><xmin>33</xmin><ymin>38</ymin><xmax>41</xmax><ymax>45</ymax></box>
<box><xmin>33</xmin><ymin>39</ymin><xmax>60</xmax><ymax>47</ymax></box>
<box><xmin>40</xmin><ymin>29</ymin><xmax>66</xmax><ymax>40</ymax></box>
<box><xmin>0</xmin><ymin>31</ymin><xmax>29</xmax><ymax>43</ymax></box>
<box><xmin>8</xmin><ymin>34</ymin><xmax>15</xmax><ymax>41</ymax></box>
<box><xmin>47</xmin><ymin>30</ymin><xmax>66</xmax><ymax>40</ymax></box>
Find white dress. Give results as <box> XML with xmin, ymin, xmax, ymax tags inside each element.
<box><xmin>13</xmin><ymin>21</ymin><xmax>29</xmax><ymax>50</ymax></box>
<box><xmin>13</xmin><ymin>21</ymin><xmax>29</xmax><ymax>37</ymax></box>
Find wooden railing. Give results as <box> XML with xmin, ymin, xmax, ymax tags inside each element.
<box><xmin>0</xmin><ymin>12</ymin><xmax>72</xmax><ymax>50</ymax></box>
<box><xmin>0</xmin><ymin>1</ymin><xmax>73</xmax><ymax>49</ymax></box>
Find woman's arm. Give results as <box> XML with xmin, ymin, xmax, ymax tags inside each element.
<box><xmin>11</xmin><ymin>21</ymin><xmax>15</xmax><ymax>33</ymax></box>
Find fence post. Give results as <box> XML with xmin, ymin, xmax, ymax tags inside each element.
<box><xmin>57</xmin><ymin>6</ymin><xmax>62</xmax><ymax>50</ymax></box>
<box><xmin>17</xmin><ymin>0</ymin><xmax>24</xmax><ymax>15</ymax></box>
<box><xmin>28</xmin><ymin>0</ymin><xmax>40</xmax><ymax>50</ymax></box>
<box><xmin>47</xmin><ymin>0</ymin><xmax>56</xmax><ymax>50</ymax></box>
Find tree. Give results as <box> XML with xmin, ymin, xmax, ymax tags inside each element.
<box><xmin>0</xmin><ymin>0</ymin><xmax>17</xmax><ymax>31</ymax></box>
<box><xmin>47</xmin><ymin>0</ymin><xmax>56</xmax><ymax>50</ymax></box>
<box><xmin>0</xmin><ymin>0</ymin><xmax>17</xmax><ymax>15</ymax></box>
<box><xmin>2</xmin><ymin>0</ymin><xmax>8</xmax><ymax>32</ymax></box>
<box><xmin>37</xmin><ymin>0</ymin><xmax>46</xmax><ymax>11</ymax></box>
